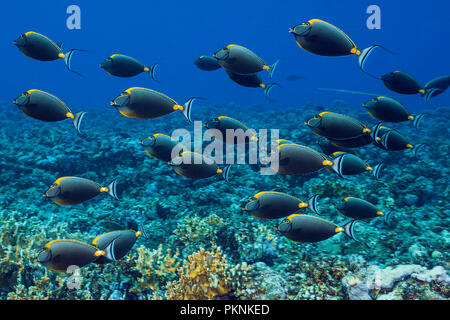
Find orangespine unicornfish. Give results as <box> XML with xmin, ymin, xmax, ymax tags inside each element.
<box><xmin>92</xmin><ymin>224</ymin><xmax>147</xmax><ymax>264</ymax></box>
<box><xmin>380</xmin><ymin>71</ymin><xmax>424</xmax><ymax>95</ymax></box>
<box><xmin>363</xmin><ymin>96</ymin><xmax>425</xmax><ymax>130</ymax></box>
<box><xmin>275</xmin><ymin>143</ymin><xmax>333</xmax><ymax>175</ymax></box>
<box><xmin>194</xmin><ymin>55</ymin><xmax>221</xmax><ymax>71</ymax></box>
<box><xmin>243</xmin><ymin>192</ymin><xmax>321</xmax><ymax>219</ymax></box>
<box><xmin>277</xmin><ymin>214</ymin><xmax>367</xmax><ymax>246</ymax></box>
<box><xmin>213</xmin><ymin>44</ymin><xmax>279</xmax><ymax>78</ymax></box>
<box><xmin>371</xmin><ymin>126</ymin><xmax>427</xmax><ymax>158</ymax></box>
<box><xmin>37</xmin><ymin>239</ymin><xmax>116</xmax><ymax>272</ymax></box>
<box><xmin>316</xmin><ymin>138</ymin><xmax>356</xmax><ymax>156</ymax></box>
<box><xmin>289</xmin><ymin>19</ymin><xmax>392</xmax><ymax>78</ymax></box>
<box><xmin>13</xmin><ymin>89</ymin><xmax>85</xmax><ymax>133</ymax></box>
<box><xmin>169</xmin><ymin>151</ymin><xmax>232</xmax><ymax>182</ymax></box>
<box><xmin>329</xmin><ymin>152</ymin><xmax>382</xmax><ymax>179</ymax></box>
<box><xmin>424</xmin><ymin>75</ymin><xmax>450</xmax><ymax>103</ymax></box>
<box><xmin>335</xmin><ymin>197</ymin><xmax>393</xmax><ymax>226</ymax></box>
<box><xmin>328</xmin><ymin>135</ymin><xmax>373</xmax><ymax>148</ymax></box>
<box><xmin>100</xmin><ymin>54</ymin><xmax>158</xmax><ymax>80</ymax></box>
<box><xmin>110</xmin><ymin>87</ymin><xmax>201</xmax><ymax>123</ymax></box>
<box><xmin>139</xmin><ymin>133</ymin><xmax>181</xmax><ymax>162</ymax></box>
<box><xmin>204</xmin><ymin>116</ymin><xmax>258</xmax><ymax>143</ymax></box>
<box><xmin>43</xmin><ymin>177</ymin><xmax>118</xmax><ymax>205</ymax></box>
<box><xmin>306</xmin><ymin>112</ymin><xmax>372</xmax><ymax>141</ymax></box>
<box><xmin>225</xmin><ymin>71</ymin><xmax>278</xmax><ymax>99</ymax></box>
<box><xmin>13</xmin><ymin>31</ymin><xmax>86</xmax><ymax>76</ymax></box>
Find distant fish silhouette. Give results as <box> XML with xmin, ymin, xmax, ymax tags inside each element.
<box><xmin>285</xmin><ymin>74</ymin><xmax>303</xmax><ymax>82</ymax></box>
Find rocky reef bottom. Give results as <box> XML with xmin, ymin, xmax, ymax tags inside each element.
<box><xmin>0</xmin><ymin>100</ymin><xmax>448</xmax><ymax>300</ymax></box>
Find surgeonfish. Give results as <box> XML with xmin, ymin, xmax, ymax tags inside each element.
<box><xmin>335</xmin><ymin>197</ymin><xmax>393</xmax><ymax>225</ymax></box>
<box><xmin>289</xmin><ymin>19</ymin><xmax>390</xmax><ymax>78</ymax></box>
<box><xmin>92</xmin><ymin>224</ymin><xmax>147</xmax><ymax>264</ymax></box>
<box><xmin>37</xmin><ymin>239</ymin><xmax>115</xmax><ymax>272</ymax></box>
<box><xmin>363</xmin><ymin>96</ymin><xmax>425</xmax><ymax>129</ymax></box>
<box><xmin>380</xmin><ymin>71</ymin><xmax>425</xmax><ymax>95</ymax></box>
<box><xmin>213</xmin><ymin>44</ymin><xmax>279</xmax><ymax>78</ymax></box>
<box><xmin>13</xmin><ymin>89</ymin><xmax>85</xmax><ymax>133</ymax></box>
<box><xmin>194</xmin><ymin>55</ymin><xmax>221</xmax><ymax>71</ymax></box>
<box><xmin>43</xmin><ymin>177</ymin><xmax>118</xmax><ymax>205</ymax></box>
<box><xmin>424</xmin><ymin>75</ymin><xmax>450</xmax><ymax>103</ymax></box>
<box><xmin>13</xmin><ymin>31</ymin><xmax>85</xmax><ymax>76</ymax></box>
<box><xmin>243</xmin><ymin>191</ymin><xmax>321</xmax><ymax>219</ymax></box>
<box><xmin>204</xmin><ymin>116</ymin><xmax>258</xmax><ymax>143</ymax></box>
<box><xmin>329</xmin><ymin>152</ymin><xmax>383</xmax><ymax>179</ymax></box>
<box><xmin>225</xmin><ymin>71</ymin><xmax>278</xmax><ymax>98</ymax></box>
<box><xmin>370</xmin><ymin>123</ymin><xmax>427</xmax><ymax>157</ymax></box>
<box><xmin>100</xmin><ymin>54</ymin><xmax>158</xmax><ymax>80</ymax></box>
<box><xmin>139</xmin><ymin>133</ymin><xmax>181</xmax><ymax>162</ymax></box>
<box><xmin>110</xmin><ymin>87</ymin><xmax>199</xmax><ymax>123</ymax></box>
<box><xmin>327</xmin><ymin>135</ymin><xmax>373</xmax><ymax>149</ymax></box>
<box><xmin>306</xmin><ymin>112</ymin><xmax>371</xmax><ymax>141</ymax></box>
<box><xmin>274</xmin><ymin>143</ymin><xmax>333</xmax><ymax>175</ymax></box>
<box><xmin>277</xmin><ymin>214</ymin><xmax>365</xmax><ymax>246</ymax></box>
<box><xmin>169</xmin><ymin>151</ymin><xmax>231</xmax><ymax>182</ymax></box>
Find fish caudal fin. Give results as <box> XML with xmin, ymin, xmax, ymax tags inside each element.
<box><xmin>267</xmin><ymin>59</ymin><xmax>279</xmax><ymax>78</ymax></box>
<box><xmin>64</xmin><ymin>49</ymin><xmax>87</xmax><ymax>77</ymax></box>
<box><xmin>343</xmin><ymin>220</ymin><xmax>369</xmax><ymax>247</ymax></box>
<box><xmin>384</xmin><ymin>210</ymin><xmax>393</xmax><ymax>226</ymax></box>
<box><xmin>330</xmin><ymin>154</ymin><xmax>347</xmax><ymax>179</ymax></box>
<box><xmin>358</xmin><ymin>45</ymin><xmax>394</xmax><ymax>79</ymax></box>
<box><xmin>413</xmin><ymin>143</ymin><xmax>427</xmax><ymax>159</ymax></box>
<box><xmin>264</xmin><ymin>83</ymin><xmax>279</xmax><ymax>99</ymax></box>
<box><xmin>138</xmin><ymin>223</ymin><xmax>148</xmax><ymax>239</ymax></box>
<box><xmin>423</xmin><ymin>88</ymin><xmax>443</xmax><ymax>104</ymax></box>
<box><xmin>147</xmin><ymin>63</ymin><xmax>158</xmax><ymax>81</ymax></box>
<box><xmin>106</xmin><ymin>179</ymin><xmax>119</xmax><ymax>200</ymax></box>
<box><xmin>372</xmin><ymin>162</ymin><xmax>384</xmax><ymax>180</ymax></box>
<box><xmin>181</xmin><ymin>97</ymin><xmax>204</xmax><ymax>123</ymax></box>
<box><xmin>307</xmin><ymin>194</ymin><xmax>321</xmax><ymax>215</ymax></box>
<box><xmin>413</xmin><ymin>113</ymin><xmax>426</xmax><ymax>130</ymax></box>
<box><xmin>102</xmin><ymin>239</ymin><xmax>117</xmax><ymax>262</ymax></box>
<box><xmin>72</xmin><ymin>111</ymin><xmax>86</xmax><ymax>134</ymax></box>
<box><xmin>222</xmin><ymin>165</ymin><xmax>232</xmax><ymax>182</ymax></box>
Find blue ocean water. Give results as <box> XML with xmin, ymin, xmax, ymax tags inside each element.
<box><xmin>0</xmin><ymin>0</ymin><xmax>448</xmax><ymax>300</ymax></box>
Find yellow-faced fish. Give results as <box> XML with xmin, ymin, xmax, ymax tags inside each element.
<box><xmin>110</xmin><ymin>87</ymin><xmax>199</xmax><ymax>123</ymax></box>
<box><xmin>14</xmin><ymin>31</ymin><xmax>85</xmax><ymax>76</ymax></box>
<box><xmin>363</xmin><ymin>96</ymin><xmax>425</xmax><ymax>129</ymax></box>
<box><xmin>225</xmin><ymin>71</ymin><xmax>278</xmax><ymax>98</ymax></box>
<box><xmin>274</xmin><ymin>143</ymin><xmax>333</xmax><ymax>175</ymax></box>
<box><xmin>100</xmin><ymin>54</ymin><xmax>158</xmax><ymax>80</ymax></box>
<box><xmin>380</xmin><ymin>71</ymin><xmax>424</xmax><ymax>95</ymax></box>
<box><xmin>243</xmin><ymin>191</ymin><xmax>321</xmax><ymax>219</ymax></box>
<box><xmin>289</xmin><ymin>19</ymin><xmax>389</xmax><ymax>77</ymax></box>
<box><xmin>335</xmin><ymin>197</ymin><xmax>393</xmax><ymax>225</ymax></box>
<box><xmin>204</xmin><ymin>116</ymin><xmax>258</xmax><ymax>143</ymax></box>
<box><xmin>329</xmin><ymin>152</ymin><xmax>382</xmax><ymax>179</ymax></box>
<box><xmin>214</xmin><ymin>44</ymin><xmax>279</xmax><ymax>78</ymax></box>
<box><xmin>306</xmin><ymin>112</ymin><xmax>371</xmax><ymax>141</ymax></box>
<box><xmin>277</xmin><ymin>214</ymin><xmax>365</xmax><ymax>246</ymax></box>
<box><xmin>424</xmin><ymin>75</ymin><xmax>450</xmax><ymax>103</ymax></box>
<box><xmin>13</xmin><ymin>89</ymin><xmax>85</xmax><ymax>133</ymax></box>
<box><xmin>37</xmin><ymin>239</ymin><xmax>115</xmax><ymax>272</ymax></box>
<box><xmin>139</xmin><ymin>133</ymin><xmax>181</xmax><ymax>162</ymax></box>
<box><xmin>194</xmin><ymin>55</ymin><xmax>221</xmax><ymax>71</ymax></box>
<box><xmin>43</xmin><ymin>177</ymin><xmax>118</xmax><ymax>205</ymax></box>
<box><xmin>92</xmin><ymin>224</ymin><xmax>147</xmax><ymax>264</ymax></box>
<box><xmin>169</xmin><ymin>151</ymin><xmax>231</xmax><ymax>182</ymax></box>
